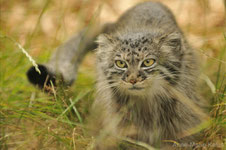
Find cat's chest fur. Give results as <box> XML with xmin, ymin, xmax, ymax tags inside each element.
<box><xmin>114</xmin><ymin>93</ymin><xmax>180</xmax><ymax>144</ymax></box>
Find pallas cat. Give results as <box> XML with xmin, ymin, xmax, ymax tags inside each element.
<box><xmin>27</xmin><ymin>1</ymin><xmax>207</xmax><ymax>149</ymax></box>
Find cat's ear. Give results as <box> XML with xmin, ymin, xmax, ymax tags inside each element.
<box><xmin>96</xmin><ymin>34</ymin><xmax>115</xmax><ymax>47</ymax></box>
<box><xmin>165</xmin><ymin>33</ymin><xmax>181</xmax><ymax>48</ymax></box>
<box><xmin>159</xmin><ymin>32</ymin><xmax>182</xmax><ymax>54</ymax></box>
<box><xmin>96</xmin><ymin>34</ymin><xmax>116</xmax><ymax>59</ymax></box>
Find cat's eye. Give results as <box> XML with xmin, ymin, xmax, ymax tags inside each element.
<box><xmin>141</xmin><ymin>59</ymin><xmax>155</xmax><ymax>68</ymax></box>
<box><xmin>115</xmin><ymin>60</ymin><xmax>127</xmax><ymax>68</ymax></box>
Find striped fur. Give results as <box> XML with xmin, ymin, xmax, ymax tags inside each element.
<box><xmin>93</xmin><ymin>2</ymin><xmax>206</xmax><ymax>149</ymax></box>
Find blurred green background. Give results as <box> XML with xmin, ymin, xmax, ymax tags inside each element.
<box><xmin>0</xmin><ymin>0</ymin><xmax>225</xmax><ymax>149</ymax></box>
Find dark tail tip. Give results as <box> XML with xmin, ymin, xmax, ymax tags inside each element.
<box><xmin>26</xmin><ymin>64</ymin><xmax>56</xmax><ymax>89</ymax></box>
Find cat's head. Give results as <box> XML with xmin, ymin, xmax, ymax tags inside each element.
<box><xmin>96</xmin><ymin>31</ymin><xmax>184</xmax><ymax>96</ymax></box>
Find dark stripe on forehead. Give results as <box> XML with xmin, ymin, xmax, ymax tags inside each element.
<box><xmin>130</xmin><ymin>43</ymin><xmax>135</xmax><ymax>48</ymax></box>
<box><xmin>135</xmin><ymin>41</ymin><xmax>140</xmax><ymax>47</ymax></box>
<box><xmin>143</xmin><ymin>47</ymin><xmax>148</xmax><ymax>51</ymax></box>
<box><xmin>127</xmin><ymin>53</ymin><xmax>131</xmax><ymax>57</ymax></box>
<box><xmin>142</xmin><ymin>38</ymin><xmax>148</xmax><ymax>44</ymax></box>
<box><xmin>132</xmin><ymin>51</ymin><xmax>139</xmax><ymax>57</ymax></box>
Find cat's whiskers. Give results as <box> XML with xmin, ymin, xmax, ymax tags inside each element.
<box><xmin>97</xmin><ymin>83</ymin><xmax>118</xmax><ymax>92</ymax></box>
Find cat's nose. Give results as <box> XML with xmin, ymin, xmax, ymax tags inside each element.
<box><xmin>129</xmin><ymin>79</ymin><xmax>137</xmax><ymax>84</ymax></box>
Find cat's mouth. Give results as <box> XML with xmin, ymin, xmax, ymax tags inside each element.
<box><xmin>128</xmin><ymin>86</ymin><xmax>144</xmax><ymax>90</ymax></box>
<box><xmin>121</xmin><ymin>81</ymin><xmax>145</xmax><ymax>91</ymax></box>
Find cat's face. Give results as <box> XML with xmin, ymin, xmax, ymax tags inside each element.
<box><xmin>97</xmin><ymin>32</ymin><xmax>183</xmax><ymax>96</ymax></box>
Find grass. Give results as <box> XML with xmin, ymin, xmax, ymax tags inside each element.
<box><xmin>0</xmin><ymin>41</ymin><xmax>95</xmax><ymax>149</ymax></box>
<box><xmin>0</xmin><ymin>0</ymin><xmax>225</xmax><ymax>149</ymax></box>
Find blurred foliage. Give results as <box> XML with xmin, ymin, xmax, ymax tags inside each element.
<box><xmin>0</xmin><ymin>0</ymin><xmax>225</xmax><ymax>149</ymax></box>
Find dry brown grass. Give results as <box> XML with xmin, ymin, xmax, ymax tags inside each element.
<box><xmin>0</xmin><ymin>0</ymin><xmax>225</xmax><ymax>149</ymax></box>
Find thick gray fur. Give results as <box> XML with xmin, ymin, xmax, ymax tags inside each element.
<box><xmin>27</xmin><ymin>1</ymin><xmax>207</xmax><ymax>149</ymax></box>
